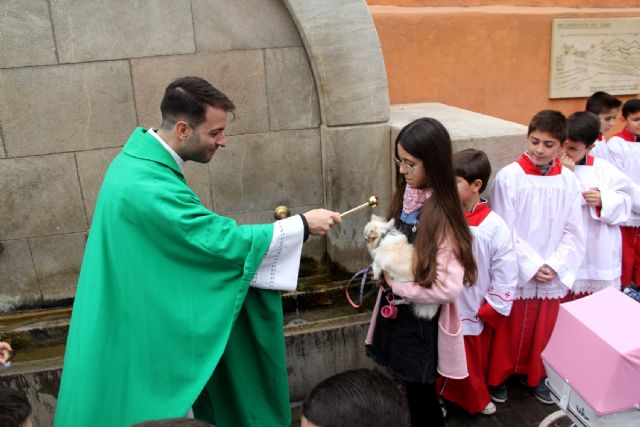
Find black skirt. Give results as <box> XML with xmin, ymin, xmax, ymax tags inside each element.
<box><xmin>367</xmin><ymin>288</ymin><xmax>440</xmax><ymax>384</ymax></box>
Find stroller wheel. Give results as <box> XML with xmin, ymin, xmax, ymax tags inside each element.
<box><xmin>538</xmin><ymin>410</ymin><xmax>575</xmax><ymax>427</ymax></box>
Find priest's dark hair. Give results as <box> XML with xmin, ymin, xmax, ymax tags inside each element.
<box><xmin>389</xmin><ymin>117</ymin><xmax>477</xmax><ymax>287</ymax></box>
<box><xmin>528</xmin><ymin>110</ymin><xmax>567</xmax><ymax>143</ymax></box>
<box><xmin>301</xmin><ymin>369</ymin><xmax>410</xmax><ymax>427</ymax></box>
<box><xmin>452</xmin><ymin>148</ymin><xmax>492</xmax><ymax>193</ymax></box>
<box><xmin>586</xmin><ymin>91</ymin><xmax>621</xmax><ymax>115</ymax></box>
<box><xmin>0</xmin><ymin>385</ymin><xmax>32</xmax><ymax>427</ymax></box>
<box><xmin>160</xmin><ymin>76</ymin><xmax>236</xmax><ymax>129</ymax></box>
<box><xmin>567</xmin><ymin>112</ymin><xmax>601</xmax><ymax>148</ymax></box>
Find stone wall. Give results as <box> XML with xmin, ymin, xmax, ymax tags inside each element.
<box><xmin>0</xmin><ymin>0</ymin><xmax>391</xmax><ymax>312</ymax></box>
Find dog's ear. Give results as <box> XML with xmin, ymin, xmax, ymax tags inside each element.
<box><xmin>385</xmin><ymin>218</ymin><xmax>395</xmax><ymax>229</ymax></box>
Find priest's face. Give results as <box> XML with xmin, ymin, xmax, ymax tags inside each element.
<box><xmin>526</xmin><ymin>130</ymin><xmax>562</xmax><ymax>166</ymax></box>
<box><xmin>180</xmin><ymin>105</ymin><xmax>228</xmax><ymax>163</ymax></box>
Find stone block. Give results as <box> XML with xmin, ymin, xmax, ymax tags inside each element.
<box><xmin>285</xmin><ymin>315</ymin><xmax>375</xmax><ymax>401</ymax></box>
<box><xmin>284</xmin><ymin>0</ymin><xmax>389</xmax><ymax>126</ymax></box>
<box><xmin>76</xmin><ymin>148</ymin><xmax>122</xmax><ymax>224</ymax></box>
<box><xmin>0</xmin><ymin>0</ymin><xmax>57</xmax><ymax>68</ymax></box>
<box><xmin>0</xmin><ymin>62</ymin><xmax>137</xmax><ymax>157</ymax></box>
<box><xmin>0</xmin><ymin>128</ymin><xmax>5</xmax><ymax>158</ymax></box>
<box><xmin>131</xmin><ymin>52</ymin><xmax>268</xmax><ymax>136</ymax></box>
<box><xmin>0</xmin><ymin>154</ymin><xmax>86</xmax><ymax>240</ymax></box>
<box><xmin>50</xmin><ymin>0</ymin><xmax>194</xmax><ymax>63</ymax></box>
<box><xmin>390</xmin><ymin>103</ymin><xmax>527</xmax><ymax>185</ymax></box>
<box><xmin>322</xmin><ymin>124</ymin><xmax>391</xmax><ymax>272</ymax></box>
<box><xmin>0</xmin><ymin>239</ymin><xmax>41</xmax><ymax>313</ymax></box>
<box><xmin>193</xmin><ymin>0</ymin><xmax>301</xmax><ymax>52</ymax></box>
<box><xmin>30</xmin><ymin>233</ymin><xmax>86</xmax><ymax>303</ymax></box>
<box><xmin>183</xmin><ymin>161</ymin><xmax>213</xmax><ymax>211</ymax></box>
<box><xmin>209</xmin><ymin>129</ymin><xmax>323</xmax><ymax>215</ymax></box>
<box><xmin>265</xmin><ymin>47</ymin><xmax>320</xmax><ymax>131</ymax></box>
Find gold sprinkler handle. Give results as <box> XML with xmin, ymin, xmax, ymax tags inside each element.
<box><xmin>340</xmin><ymin>196</ymin><xmax>379</xmax><ymax>217</ymax></box>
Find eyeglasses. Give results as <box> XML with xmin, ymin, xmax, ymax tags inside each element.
<box><xmin>394</xmin><ymin>157</ymin><xmax>420</xmax><ymax>175</ymax></box>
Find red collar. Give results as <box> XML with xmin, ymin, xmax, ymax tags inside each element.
<box><xmin>585</xmin><ymin>154</ymin><xmax>595</xmax><ymax>166</ymax></box>
<box><xmin>464</xmin><ymin>200</ymin><xmax>491</xmax><ymax>226</ymax></box>
<box><xmin>516</xmin><ymin>153</ymin><xmax>562</xmax><ymax>176</ymax></box>
<box><xmin>614</xmin><ymin>128</ymin><xmax>639</xmax><ymax>142</ymax></box>
<box><xmin>597</xmin><ymin>133</ymin><xmax>604</xmax><ymax>142</ymax></box>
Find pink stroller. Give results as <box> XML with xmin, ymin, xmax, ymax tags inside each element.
<box><xmin>540</xmin><ymin>287</ymin><xmax>640</xmax><ymax>427</ymax></box>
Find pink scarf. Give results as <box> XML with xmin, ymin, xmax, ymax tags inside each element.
<box><xmin>403</xmin><ymin>186</ymin><xmax>432</xmax><ymax>213</ymax></box>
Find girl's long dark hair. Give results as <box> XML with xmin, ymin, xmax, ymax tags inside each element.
<box><xmin>388</xmin><ymin>118</ymin><xmax>477</xmax><ymax>287</ymax></box>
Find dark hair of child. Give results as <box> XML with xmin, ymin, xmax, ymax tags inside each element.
<box><xmin>0</xmin><ymin>385</ymin><xmax>32</xmax><ymax>427</ymax></box>
<box><xmin>452</xmin><ymin>149</ymin><xmax>492</xmax><ymax>193</ymax></box>
<box><xmin>622</xmin><ymin>99</ymin><xmax>640</xmax><ymax>119</ymax></box>
<box><xmin>528</xmin><ymin>110</ymin><xmax>567</xmax><ymax>143</ymax></box>
<box><xmin>301</xmin><ymin>369</ymin><xmax>410</xmax><ymax>427</ymax></box>
<box><xmin>388</xmin><ymin>117</ymin><xmax>477</xmax><ymax>286</ymax></box>
<box><xmin>567</xmin><ymin>112</ymin><xmax>601</xmax><ymax>148</ymax></box>
<box><xmin>585</xmin><ymin>91</ymin><xmax>622</xmax><ymax>115</ymax></box>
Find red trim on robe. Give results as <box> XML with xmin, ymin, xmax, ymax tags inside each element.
<box><xmin>439</xmin><ymin>329</ymin><xmax>493</xmax><ymax>414</ymax></box>
<box><xmin>464</xmin><ymin>201</ymin><xmax>491</xmax><ymax>227</ymax></box>
<box><xmin>597</xmin><ymin>133</ymin><xmax>604</xmax><ymax>142</ymax></box>
<box><xmin>613</xmin><ymin>128</ymin><xmax>639</xmax><ymax>143</ymax></box>
<box><xmin>585</xmin><ymin>155</ymin><xmax>595</xmax><ymax>166</ymax></box>
<box><xmin>516</xmin><ymin>153</ymin><xmax>563</xmax><ymax>176</ymax></box>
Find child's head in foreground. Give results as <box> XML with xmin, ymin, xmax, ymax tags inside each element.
<box><xmin>452</xmin><ymin>149</ymin><xmax>491</xmax><ymax>210</ymax></box>
<box><xmin>301</xmin><ymin>369</ymin><xmax>410</xmax><ymax>427</ymax></box>
<box><xmin>562</xmin><ymin>112</ymin><xmax>601</xmax><ymax>163</ymax></box>
<box><xmin>526</xmin><ymin>110</ymin><xmax>567</xmax><ymax>166</ymax></box>
<box><xmin>621</xmin><ymin>99</ymin><xmax>640</xmax><ymax>137</ymax></box>
<box><xmin>586</xmin><ymin>91</ymin><xmax>621</xmax><ymax>135</ymax></box>
<box><xmin>0</xmin><ymin>385</ymin><xmax>32</xmax><ymax>427</ymax></box>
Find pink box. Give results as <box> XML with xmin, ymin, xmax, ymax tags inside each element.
<box><xmin>542</xmin><ymin>287</ymin><xmax>640</xmax><ymax>417</ymax></box>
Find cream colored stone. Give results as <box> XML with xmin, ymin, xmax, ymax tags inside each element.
<box><xmin>0</xmin><ymin>154</ymin><xmax>86</xmax><ymax>240</ymax></box>
<box><xmin>30</xmin><ymin>233</ymin><xmax>86</xmax><ymax>302</ymax></box>
<box><xmin>0</xmin><ymin>62</ymin><xmax>136</xmax><ymax>157</ymax></box>
<box><xmin>0</xmin><ymin>0</ymin><xmax>57</xmax><ymax>68</ymax></box>
<box><xmin>0</xmin><ymin>239</ymin><xmax>41</xmax><ymax>312</ymax></box>
<box><xmin>51</xmin><ymin>0</ymin><xmax>194</xmax><ymax>63</ymax></box>
<box><xmin>209</xmin><ymin>129</ymin><xmax>323</xmax><ymax>215</ymax></box>
<box><xmin>265</xmin><ymin>47</ymin><xmax>320</xmax><ymax>131</ymax></box>
<box><xmin>284</xmin><ymin>0</ymin><xmax>389</xmax><ymax>126</ymax></box>
<box><xmin>131</xmin><ymin>52</ymin><xmax>268</xmax><ymax>136</ymax></box>
<box><xmin>0</xmin><ymin>129</ymin><xmax>5</xmax><ymax>158</ymax></box>
<box><xmin>193</xmin><ymin>0</ymin><xmax>301</xmax><ymax>52</ymax></box>
<box><xmin>76</xmin><ymin>148</ymin><xmax>122</xmax><ymax>223</ymax></box>
<box><xmin>322</xmin><ymin>124</ymin><xmax>391</xmax><ymax>272</ymax></box>
<box><xmin>183</xmin><ymin>161</ymin><xmax>213</xmax><ymax>212</ymax></box>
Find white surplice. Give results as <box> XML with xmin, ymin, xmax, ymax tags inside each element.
<box><xmin>458</xmin><ymin>203</ymin><xmax>518</xmax><ymax>336</ymax></box>
<box><xmin>607</xmin><ymin>130</ymin><xmax>640</xmax><ymax>226</ymax></box>
<box><xmin>572</xmin><ymin>156</ymin><xmax>633</xmax><ymax>294</ymax></box>
<box><xmin>490</xmin><ymin>154</ymin><xmax>585</xmax><ymax>299</ymax></box>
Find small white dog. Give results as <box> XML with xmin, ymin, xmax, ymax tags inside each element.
<box><xmin>363</xmin><ymin>215</ymin><xmax>439</xmax><ymax>320</ymax></box>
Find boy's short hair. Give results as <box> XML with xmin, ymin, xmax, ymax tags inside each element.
<box><xmin>622</xmin><ymin>99</ymin><xmax>640</xmax><ymax>119</ymax></box>
<box><xmin>302</xmin><ymin>369</ymin><xmax>410</xmax><ymax>427</ymax></box>
<box><xmin>528</xmin><ymin>110</ymin><xmax>567</xmax><ymax>143</ymax></box>
<box><xmin>0</xmin><ymin>385</ymin><xmax>32</xmax><ymax>427</ymax></box>
<box><xmin>131</xmin><ymin>418</ymin><xmax>213</xmax><ymax>427</ymax></box>
<box><xmin>586</xmin><ymin>91</ymin><xmax>622</xmax><ymax>114</ymax></box>
<box><xmin>452</xmin><ymin>149</ymin><xmax>492</xmax><ymax>193</ymax></box>
<box><xmin>567</xmin><ymin>112</ymin><xmax>601</xmax><ymax>148</ymax></box>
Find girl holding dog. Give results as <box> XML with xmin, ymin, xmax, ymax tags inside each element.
<box><xmin>365</xmin><ymin>117</ymin><xmax>476</xmax><ymax>427</ymax></box>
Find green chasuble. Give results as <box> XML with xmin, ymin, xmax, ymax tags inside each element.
<box><xmin>54</xmin><ymin>128</ymin><xmax>291</xmax><ymax>427</ymax></box>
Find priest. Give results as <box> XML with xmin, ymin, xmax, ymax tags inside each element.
<box><xmin>54</xmin><ymin>76</ymin><xmax>341</xmax><ymax>427</ymax></box>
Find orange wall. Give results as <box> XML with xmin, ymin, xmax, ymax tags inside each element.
<box><xmin>370</xmin><ymin>5</ymin><xmax>640</xmax><ymax>131</ymax></box>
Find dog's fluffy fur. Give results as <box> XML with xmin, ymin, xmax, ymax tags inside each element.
<box><xmin>364</xmin><ymin>215</ymin><xmax>439</xmax><ymax>320</ymax></box>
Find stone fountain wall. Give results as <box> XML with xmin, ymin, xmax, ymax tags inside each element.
<box><xmin>0</xmin><ymin>0</ymin><xmax>392</xmax><ymax>313</ymax></box>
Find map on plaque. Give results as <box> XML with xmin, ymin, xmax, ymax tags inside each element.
<box><xmin>550</xmin><ymin>18</ymin><xmax>640</xmax><ymax>99</ymax></box>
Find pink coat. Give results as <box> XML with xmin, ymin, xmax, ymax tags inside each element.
<box><xmin>365</xmin><ymin>238</ymin><xmax>468</xmax><ymax>379</ymax></box>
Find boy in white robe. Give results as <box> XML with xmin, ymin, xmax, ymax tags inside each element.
<box><xmin>489</xmin><ymin>110</ymin><xmax>585</xmax><ymax>405</ymax></box>
<box><xmin>606</xmin><ymin>99</ymin><xmax>640</xmax><ymax>287</ymax></box>
<box><xmin>585</xmin><ymin>91</ymin><xmax>622</xmax><ymax>161</ymax></box>
<box><xmin>439</xmin><ymin>149</ymin><xmax>517</xmax><ymax>416</ymax></box>
<box><xmin>560</xmin><ymin>112</ymin><xmax>633</xmax><ymax>296</ymax></box>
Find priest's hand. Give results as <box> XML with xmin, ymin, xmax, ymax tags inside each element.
<box><xmin>303</xmin><ymin>209</ymin><xmax>341</xmax><ymax>236</ymax></box>
<box><xmin>0</xmin><ymin>341</ymin><xmax>12</xmax><ymax>366</ymax></box>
